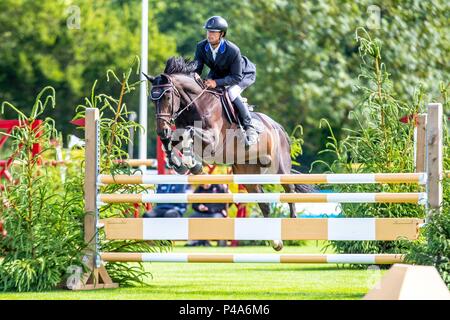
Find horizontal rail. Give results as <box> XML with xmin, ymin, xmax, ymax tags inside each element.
<box><xmin>113</xmin><ymin>159</ymin><xmax>158</xmax><ymax>167</ymax></box>
<box><xmin>98</xmin><ymin>173</ymin><xmax>427</xmax><ymax>185</ymax></box>
<box><xmin>100</xmin><ymin>218</ymin><xmax>423</xmax><ymax>241</ymax></box>
<box><xmin>100</xmin><ymin>252</ymin><xmax>405</xmax><ymax>264</ymax></box>
<box><xmin>98</xmin><ymin>192</ymin><xmax>427</xmax><ymax>204</ymax></box>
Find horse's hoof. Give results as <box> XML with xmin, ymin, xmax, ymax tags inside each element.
<box><xmin>189</xmin><ymin>162</ymin><xmax>203</xmax><ymax>175</ymax></box>
<box><xmin>271</xmin><ymin>240</ymin><xmax>283</xmax><ymax>251</ymax></box>
<box><xmin>173</xmin><ymin>164</ymin><xmax>189</xmax><ymax>175</ymax></box>
<box><xmin>259</xmin><ymin>155</ymin><xmax>272</xmax><ymax>166</ymax></box>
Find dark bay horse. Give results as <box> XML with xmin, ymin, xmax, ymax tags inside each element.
<box><xmin>145</xmin><ymin>57</ymin><xmax>312</xmax><ymax>251</ymax></box>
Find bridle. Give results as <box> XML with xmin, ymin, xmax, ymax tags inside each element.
<box><xmin>150</xmin><ymin>73</ymin><xmax>181</xmax><ymax>127</ymax></box>
<box><xmin>150</xmin><ymin>73</ymin><xmax>214</xmax><ymax>127</ymax></box>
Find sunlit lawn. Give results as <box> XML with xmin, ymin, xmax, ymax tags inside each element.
<box><xmin>0</xmin><ymin>241</ymin><xmax>387</xmax><ymax>300</ymax></box>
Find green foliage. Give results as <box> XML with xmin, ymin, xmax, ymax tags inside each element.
<box><xmin>0</xmin><ymin>58</ymin><xmax>172</xmax><ymax>291</ymax></box>
<box><xmin>74</xmin><ymin>59</ymin><xmax>172</xmax><ymax>286</ymax></box>
<box><xmin>0</xmin><ymin>0</ymin><xmax>176</xmax><ymax>149</ymax></box>
<box><xmin>0</xmin><ymin>87</ymin><xmax>86</xmax><ymax>291</ymax></box>
<box><xmin>290</xmin><ymin>125</ymin><xmax>304</xmax><ymax>167</ymax></box>
<box><xmin>406</xmin><ymin>208</ymin><xmax>450</xmax><ymax>288</ymax></box>
<box><xmin>314</xmin><ymin>29</ymin><xmax>428</xmax><ymax>262</ymax></box>
<box><xmin>406</xmin><ymin>83</ymin><xmax>450</xmax><ymax>286</ymax></box>
<box><xmin>315</xmin><ymin>28</ymin><xmax>449</xmax><ymax>284</ymax></box>
<box><xmin>155</xmin><ymin>0</ymin><xmax>449</xmax><ymax>166</ymax></box>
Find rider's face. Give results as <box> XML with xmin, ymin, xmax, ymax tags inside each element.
<box><xmin>206</xmin><ymin>30</ymin><xmax>221</xmax><ymax>45</ymax></box>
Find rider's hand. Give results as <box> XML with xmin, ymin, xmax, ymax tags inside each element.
<box><xmin>204</xmin><ymin>79</ymin><xmax>217</xmax><ymax>88</ymax></box>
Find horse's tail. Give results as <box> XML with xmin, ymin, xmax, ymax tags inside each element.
<box><xmin>291</xmin><ymin>168</ymin><xmax>318</xmax><ymax>193</ymax></box>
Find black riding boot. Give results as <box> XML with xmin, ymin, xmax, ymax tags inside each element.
<box><xmin>233</xmin><ymin>96</ymin><xmax>258</xmax><ymax>146</ymax></box>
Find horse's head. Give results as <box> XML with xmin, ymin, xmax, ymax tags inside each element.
<box><xmin>143</xmin><ymin>72</ymin><xmax>181</xmax><ymax>141</ymax></box>
<box><xmin>144</xmin><ymin>57</ymin><xmax>202</xmax><ymax>141</ymax></box>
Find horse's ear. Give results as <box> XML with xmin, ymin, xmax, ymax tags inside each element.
<box><xmin>142</xmin><ymin>72</ymin><xmax>155</xmax><ymax>83</ymax></box>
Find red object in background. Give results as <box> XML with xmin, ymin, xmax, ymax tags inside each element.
<box><xmin>399</xmin><ymin>114</ymin><xmax>417</xmax><ymax>124</ymax></box>
<box><xmin>133</xmin><ymin>203</ymin><xmax>140</xmax><ymax>218</ymax></box>
<box><xmin>31</xmin><ymin>120</ymin><xmax>43</xmax><ymax>164</ymax></box>
<box><xmin>399</xmin><ymin>113</ymin><xmax>450</xmax><ymax>124</ymax></box>
<box><xmin>224</xmin><ymin>167</ymin><xmax>248</xmax><ymax>247</ymax></box>
<box><xmin>157</xmin><ymin>136</ymin><xmax>165</xmax><ymax>175</ymax></box>
<box><xmin>231</xmin><ymin>184</ymin><xmax>248</xmax><ymax>247</ymax></box>
<box><xmin>70</xmin><ymin>118</ymin><xmax>85</xmax><ymax>127</ymax></box>
<box><xmin>0</xmin><ymin>120</ymin><xmax>22</xmax><ymax>148</ymax></box>
<box><xmin>0</xmin><ymin>219</ymin><xmax>6</xmax><ymax>238</ymax></box>
<box><xmin>207</xmin><ymin>164</ymin><xmax>217</xmax><ymax>174</ymax></box>
<box><xmin>0</xmin><ymin>119</ymin><xmax>42</xmax><ymax>184</ymax></box>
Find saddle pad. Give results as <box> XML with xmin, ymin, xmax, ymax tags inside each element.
<box><xmin>250</xmin><ymin>114</ymin><xmax>265</xmax><ymax>133</ymax></box>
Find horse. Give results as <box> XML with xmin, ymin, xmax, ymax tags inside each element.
<box><xmin>144</xmin><ymin>57</ymin><xmax>313</xmax><ymax>251</ymax></box>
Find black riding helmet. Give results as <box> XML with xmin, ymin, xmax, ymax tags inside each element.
<box><xmin>204</xmin><ymin>16</ymin><xmax>228</xmax><ymax>37</ymax></box>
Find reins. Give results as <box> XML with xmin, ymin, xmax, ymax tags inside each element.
<box><xmin>152</xmin><ymin>74</ymin><xmax>218</xmax><ymax>123</ymax></box>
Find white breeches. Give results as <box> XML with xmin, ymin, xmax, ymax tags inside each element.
<box><xmin>227</xmin><ymin>85</ymin><xmax>243</xmax><ymax>102</ymax></box>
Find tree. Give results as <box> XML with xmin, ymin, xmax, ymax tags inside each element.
<box><xmin>154</xmin><ymin>0</ymin><xmax>449</xmax><ymax>168</ymax></box>
<box><xmin>0</xmin><ymin>0</ymin><xmax>176</xmax><ymax>147</ymax></box>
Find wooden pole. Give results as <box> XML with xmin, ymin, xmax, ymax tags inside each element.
<box><xmin>100</xmin><ymin>217</ymin><xmax>422</xmax><ymax>241</ymax></box>
<box><xmin>84</xmin><ymin>107</ymin><xmax>99</xmax><ymax>272</ymax></box>
<box><xmin>97</xmin><ymin>192</ymin><xmax>426</xmax><ymax>204</ymax></box>
<box><xmin>98</xmin><ymin>173</ymin><xmax>426</xmax><ymax>185</ymax></box>
<box><xmin>71</xmin><ymin>108</ymin><xmax>117</xmax><ymax>290</ymax></box>
<box><xmin>101</xmin><ymin>252</ymin><xmax>405</xmax><ymax>264</ymax></box>
<box><xmin>415</xmin><ymin>114</ymin><xmax>427</xmax><ymax>173</ymax></box>
<box><xmin>426</xmin><ymin>103</ymin><xmax>443</xmax><ymax>219</ymax></box>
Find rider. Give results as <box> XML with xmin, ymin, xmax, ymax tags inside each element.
<box><xmin>194</xmin><ymin>16</ymin><xmax>258</xmax><ymax>146</ymax></box>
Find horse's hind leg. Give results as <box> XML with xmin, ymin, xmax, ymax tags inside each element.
<box><xmin>243</xmin><ymin>183</ymin><xmax>283</xmax><ymax>251</ymax></box>
<box><xmin>282</xmin><ymin>184</ymin><xmax>297</xmax><ymax>218</ymax></box>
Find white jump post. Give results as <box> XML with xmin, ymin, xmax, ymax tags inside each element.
<box><xmin>426</xmin><ymin>103</ymin><xmax>443</xmax><ymax>221</ymax></box>
<box><xmin>415</xmin><ymin>114</ymin><xmax>427</xmax><ymax>173</ymax></box>
<box><xmin>74</xmin><ymin>108</ymin><xmax>117</xmax><ymax>290</ymax></box>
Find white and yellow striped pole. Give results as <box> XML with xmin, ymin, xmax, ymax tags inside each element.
<box><xmin>113</xmin><ymin>159</ymin><xmax>158</xmax><ymax>167</ymax></box>
<box><xmin>98</xmin><ymin>173</ymin><xmax>427</xmax><ymax>185</ymax></box>
<box><xmin>101</xmin><ymin>252</ymin><xmax>405</xmax><ymax>264</ymax></box>
<box><xmin>98</xmin><ymin>192</ymin><xmax>426</xmax><ymax>204</ymax></box>
<box><xmin>100</xmin><ymin>217</ymin><xmax>422</xmax><ymax>241</ymax></box>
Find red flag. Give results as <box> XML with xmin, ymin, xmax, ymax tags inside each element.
<box><xmin>399</xmin><ymin>114</ymin><xmax>416</xmax><ymax>124</ymax></box>
<box><xmin>70</xmin><ymin>118</ymin><xmax>85</xmax><ymax>127</ymax></box>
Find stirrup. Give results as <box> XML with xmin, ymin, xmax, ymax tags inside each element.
<box><xmin>244</xmin><ymin>127</ymin><xmax>258</xmax><ymax>146</ymax></box>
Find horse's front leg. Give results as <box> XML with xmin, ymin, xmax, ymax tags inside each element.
<box><xmin>159</xmin><ymin>134</ymin><xmax>190</xmax><ymax>174</ymax></box>
<box><xmin>190</xmin><ymin>127</ymin><xmax>221</xmax><ymax>174</ymax></box>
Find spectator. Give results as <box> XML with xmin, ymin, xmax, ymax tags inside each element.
<box><xmin>186</xmin><ymin>183</ymin><xmax>228</xmax><ymax>247</ymax></box>
<box><xmin>143</xmin><ymin>183</ymin><xmax>190</xmax><ymax>218</ymax></box>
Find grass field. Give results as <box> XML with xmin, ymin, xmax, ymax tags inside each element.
<box><xmin>0</xmin><ymin>241</ymin><xmax>387</xmax><ymax>300</ymax></box>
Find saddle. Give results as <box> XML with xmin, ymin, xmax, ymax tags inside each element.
<box><xmin>193</xmin><ymin>75</ymin><xmax>263</xmax><ymax>133</ymax></box>
<box><xmin>216</xmin><ymin>89</ymin><xmax>264</xmax><ymax>133</ymax></box>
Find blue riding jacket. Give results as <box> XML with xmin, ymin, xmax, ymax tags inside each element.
<box><xmin>194</xmin><ymin>38</ymin><xmax>256</xmax><ymax>88</ymax></box>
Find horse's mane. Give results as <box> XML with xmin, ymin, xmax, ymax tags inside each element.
<box><xmin>163</xmin><ymin>56</ymin><xmax>205</xmax><ymax>89</ymax></box>
<box><xmin>164</xmin><ymin>57</ymin><xmax>198</xmax><ymax>75</ymax></box>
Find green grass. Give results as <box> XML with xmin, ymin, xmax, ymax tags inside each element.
<box><xmin>0</xmin><ymin>241</ymin><xmax>388</xmax><ymax>300</ymax></box>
